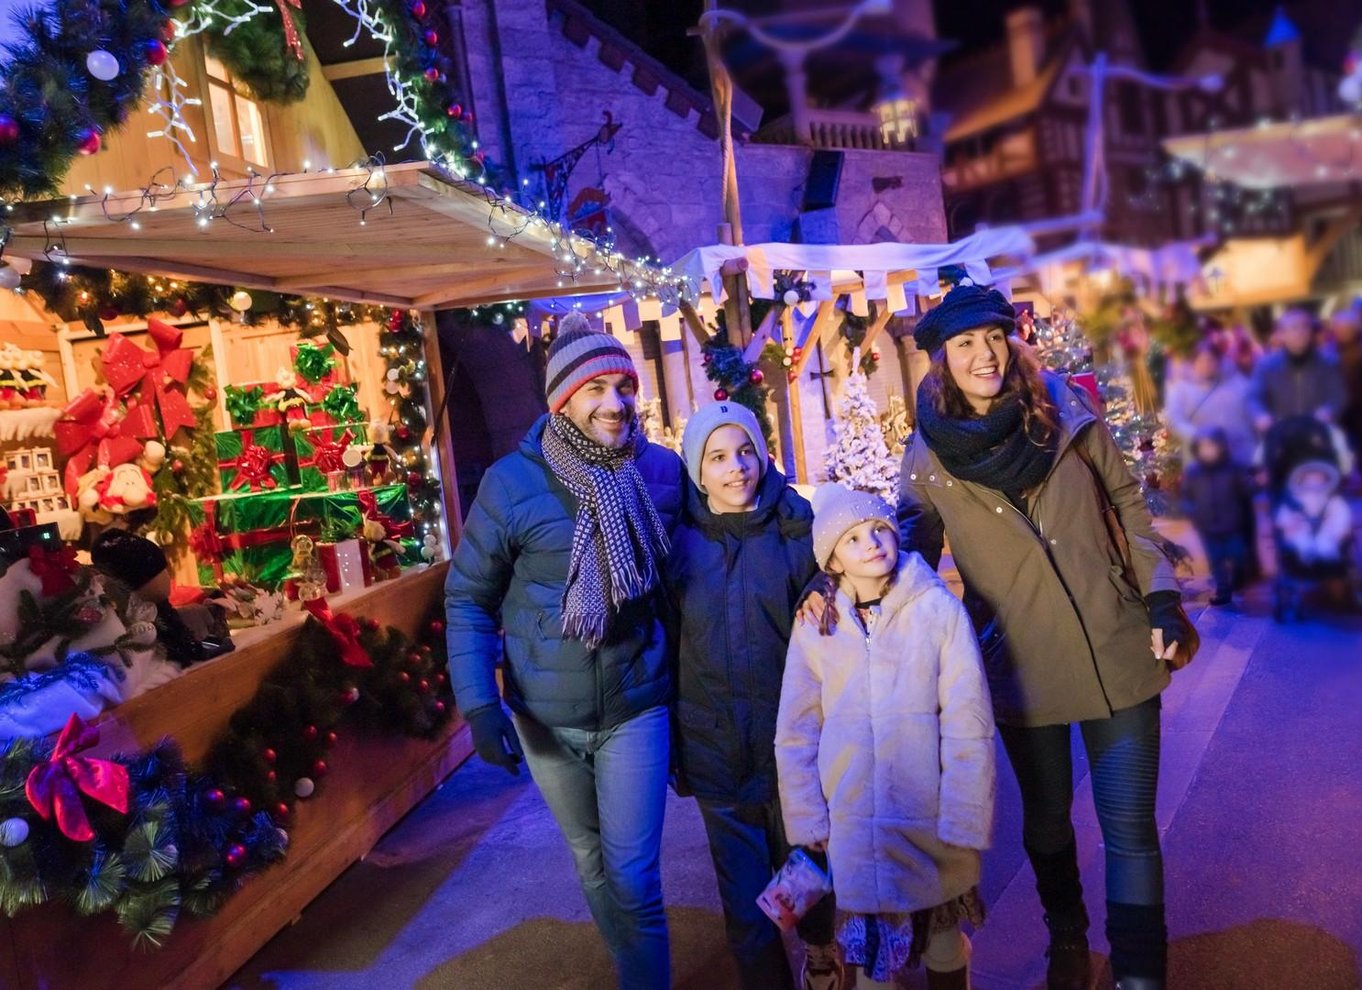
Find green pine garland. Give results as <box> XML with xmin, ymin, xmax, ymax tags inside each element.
<box><xmin>199</xmin><ymin>1</ymin><xmax>310</xmax><ymax>104</ymax></box>
<box><xmin>381</xmin><ymin>309</ymin><xmax>440</xmax><ymax>547</ymax></box>
<box><xmin>0</xmin><ymin>0</ymin><xmax>169</xmax><ymax>199</ymax></box>
<box><xmin>19</xmin><ymin>262</ymin><xmax>225</xmax><ymax>338</ymax></box>
<box><xmin>699</xmin><ymin>320</ymin><xmax>774</xmax><ymax>446</ymax></box>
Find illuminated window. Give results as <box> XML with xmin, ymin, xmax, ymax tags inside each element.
<box><xmin>204</xmin><ymin>54</ymin><xmax>270</xmax><ymax>168</ymax></box>
<box><xmin>876</xmin><ymin>97</ymin><xmax>919</xmax><ymax>148</ymax></box>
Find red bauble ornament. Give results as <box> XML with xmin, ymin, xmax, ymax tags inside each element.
<box><xmin>232</xmin><ymin>796</ymin><xmax>252</xmax><ymax>816</ymax></box>
<box><xmin>302</xmin><ymin>724</ymin><xmax>319</xmax><ymax>742</ymax></box>
<box><xmin>423</xmin><ymin>30</ymin><xmax>439</xmax><ymax>46</ymax></box>
<box><xmin>339</xmin><ymin>685</ymin><xmax>360</xmax><ymax>706</ymax></box>
<box><xmin>311</xmin><ymin>759</ymin><xmax>329</xmax><ymax>778</ymax></box>
<box><xmin>160</xmin><ymin>20</ymin><xmax>177</xmax><ymax>42</ymax></box>
<box><xmin>792</xmin><ymin>346</ymin><xmax>803</xmax><ymax>357</ymax></box>
<box><xmin>144</xmin><ymin>39</ymin><xmax>168</xmax><ymax>65</ymax></box>
<box><xmin>435</xmin><ymin>700</ymin><xmax>447</xmax><ymax>715</ymax></box>
<box><xmin>406</xmin><ymin>471</ymin><xmax>422</xmax><ymax>488</ymax></box>
<box><xmin>417</xmin><ymin>678</ymin><xmax>431</xmax><ymax>694</ymax></box>
<box><xmin>870</xmin><ymin>350</ymin><xmax>881</xmax><ymax>362</ymax></box>
<box><xmin>262</xmin><ymin>747</ymin><xmax>277</xmax><ymax>764</ymax></box>
<box><xmin>714</xmin><ymin>388</ymin><xmax>728</xmax><ymax>401</ymax></box>
<box><xmin>0</xmin><ymin>114</ymin><xmax>20</xmax><ymax>144</ymax></box>
<box><xmin>435</xmin><ymin>672</ymin><xmax>447</xmax><ymax>686</ymax></box>
<box><xmin>424</xmin><ymin>67</ymin><xmax>440</xmax><ymax>82</ymax></box>
<box><xmin>325</xmin><ymin>731</ymin><xmax>338</xmax><ymax>747</ymax></box>
<box><xmin>225</xmin><ymin>843</ymin><xmax>247</xmax><ymax>869</ymax></box>
<box><xmin>171</xmin><ymin>459</ymin><xmax>184</xmax><ymax>473</ymax></box>
<box><xmin>701</xmin><ymin>353</ymin><xmax>713</xmax><ymax>365</ymax></box>
<box><xmin>787</xmin><ymin>372</ymin><xmax>797</xmax><ymax>383</ymax></box>
<box><xmin>275</xmin><ymin>802</ymin><xmax>290</xmax><ymax>820</ymax></box>
<box><xmin>396</xmin><ymin>425</ymin><xmax>412</xmax><ymax>441</ymax></box>
<box><xmin>169</xmin><ymin>297</ymin><xmax>189</xmax><ymax>317</ymax></box>
<box><xmin>205</xmin><ymin>788</ymin><xmax>226</xmax><ymax>810</ymax></box>
<box><xmin>204</xmin><ymin>386</ymin><xmax>217</xmax><ymax>401</ymax></box>
<box><xmin>398</xmin><ymin>671</ymin><xmax>411</xmax><ymax>684</ymax></box>
<box><xmin>266</xmin><ymin>770</ymin><xmax>277</xmax><ymax>783</ymax></box>
<box><xmin>168</xmin><ymin>0</ymin><xmax>191</xmax><ymax>6</ymax></box>
<box><xmin>463</xmin><ymin>111</ymin><xmax>475</xmax><ymax>124</ymax></box>
<box><xmin>77</xmin><ymin>129</ymin><xmax>101</xmax><ymax>156</ymax></box>
<box><xmin>749</xmin><ymin>369</ymin><xmax>764</xmax><ymax>385</ymax></box>
<box><xmin>98</xmin><ymin>306</ymin><xmax>121</xmax><ymax>321</ymax></box>
<box><xmin>447</xmin><ymin>103</ymin><xmax>462</xmax><ymax>118</ymax></box>
<box><xmin>409</xmin><ymin>0</ymin><xmax>426</xmax><ymax>15</ymax></box>
<box><xmin>428</xmin><ymin>619</ymin><xmax>445</xmax><ymax>636</ymax></box>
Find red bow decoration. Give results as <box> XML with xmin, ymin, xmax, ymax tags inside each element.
<box><xmin>309</xmin><ymin>429</ymin><xmax>354</xmax><ymax>475</ymax></box>
<box><xmin>27</xmin><ymin>544</ymin><xmax>81</xmax><ymax>597</ymax></box>
<box><xmin>276</xmin><ymin>0</ymin><xmax>305</xmax><ymax>60</ymax></box>
<box><xmin>302</xmin><ymin>598</ymin><xmax>373</xmax><ymax>668</ymax></box>
<box><xmin>100</xmin><ymin>319</ymin><xmax>197</xmax><ymax>439</ymax></box>
<box><xmin>223</xmin><ymin>437</ymin><xmax>281</xmax><ymax>492</ymax></box>
<box><xmin>25</xmin><ymin>714</ymin><xmax>130</xmax><ymax>843</ymax></box>
<box><xmin>357</xmin><ymin>490</ymin><xmax>414</xmax><ymax>541</ymax></box>
<box><xmin>54</xmin><ymin>389</ymin><xmax>145</xmax><ymax>497</ymax></box>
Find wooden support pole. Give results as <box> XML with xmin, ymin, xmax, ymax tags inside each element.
<box><xmin>741</xmin><ymin>304</ymin><xmax>781</xmax><ymax>364</ymax></box>
<box><xmin>678</xmin><ymin>300</ymin><xmax>711</xmax><ymax>345</ymax></box>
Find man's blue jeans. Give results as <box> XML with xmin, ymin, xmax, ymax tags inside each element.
<box><xmin>514</xmin><ymin>705</ymin><xmax>671</xmax><ymax>990</ymax></box>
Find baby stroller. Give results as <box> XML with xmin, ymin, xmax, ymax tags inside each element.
<box><xmin>1262</xmin><ymin>416</ymin><xmax>1361</xmax><ymax>621</ymax></box>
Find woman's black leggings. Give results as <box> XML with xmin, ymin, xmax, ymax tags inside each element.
<box><xmin>999</xmin><ymin>696</ymin><xmax>1166</xmax><ymax>980</ymax></box>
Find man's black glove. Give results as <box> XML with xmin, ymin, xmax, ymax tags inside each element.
<box><xmin>1145</xmin><ymin>590</ymin><xmax>1198</xmax><ymax>670</ymax></box>
<box><xmin>464</xmin><ymin>704</ymin><xmax>525</xmax><ymax>775</ymax></box>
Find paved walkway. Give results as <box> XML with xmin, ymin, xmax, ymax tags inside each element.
<box><xmin>227</xmin><ymin>527</ymin><xmax>1362</xmax><ymax>990</ymax></box>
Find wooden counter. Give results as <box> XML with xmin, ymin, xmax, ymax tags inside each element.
<box><xmin>0</xmin><ymin>563</ymin><xmax>473</xmax><ymax>990</ymax></box>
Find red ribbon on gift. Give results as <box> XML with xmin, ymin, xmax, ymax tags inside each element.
<box><xmin>222</xmin><ymin>430</ymin><xmax>284</xmax><ymax>492</ymax></box>
<box><xmin>100</xmin><ymin>319</ymin><xmax>197</xmax><ymax>439</ymax></box>
<box><xmin>27</xmin><ymin>544</ymin><xmax>80</xmax><ymax>597</ymax></box>
<box><xmin>25</xmin><ymin>714</ymin><xmax>130</xmax><ymax>843</ymax></box>
<box><xmin>302</xmin><ymin>428</ymin><xmax>354</xmax><ymax>476</ymax></box>
<box><xmin>302</xmin><ymin>597</ymin><xmax>373</xmax><ymax>668</ymax></box>
<box><xmin>54</xmin><ymin>389</ymin><xmax>145</xmax><ymax>498</ymax></box>
<box><xmin>190</xmin><ymin>500</ymin><xmax>310</xmax><ymax>582</ymax></box>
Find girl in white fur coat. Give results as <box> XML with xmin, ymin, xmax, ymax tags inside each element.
<box><xmin>775</xmin><ymin>485</ymin><xmax>996</xmax><ymax>990</ymax></box>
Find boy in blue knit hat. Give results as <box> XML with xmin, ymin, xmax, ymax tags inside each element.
<box><xmin>667</xmin><ymin>400</ymin><xmax>842</xmax><ymax>990</ymax></box>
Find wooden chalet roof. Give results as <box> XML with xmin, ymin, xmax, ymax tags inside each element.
<box><xmin>1</xmin><ymin>162</ymin><xmax>661</xmax><ymax>309</ymax></box>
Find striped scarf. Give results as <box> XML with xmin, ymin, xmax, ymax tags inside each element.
<box><xmin>541</xmin><ymin>414</ymin><xmax>670</xmax><ymax>648</ymax></box>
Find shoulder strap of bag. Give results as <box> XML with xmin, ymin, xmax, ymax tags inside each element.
<box><xmin>1071</xmin><ymin>435</ymin><xmax>1137</xmax><ymax>587</ymax></box>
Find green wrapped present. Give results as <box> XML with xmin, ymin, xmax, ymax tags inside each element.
<box><xmin>292</xmin><ymin>423</ymin><xmax>368</xmax><ymax>491</ymax></box>
<box><xmin>216</xmin><ymin>426</ymin><xmax>297</xmax><ymax>492</ymax></box>
<box><xmin>187</xmin><ymin>484</ymin><xmax>413</xmax><ymax>589</ymax></box>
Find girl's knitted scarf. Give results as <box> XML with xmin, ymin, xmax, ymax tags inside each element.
<box><xmin>914</xmin><ymin>387</ymin><xmax>1058</xmax><ymax>498</ymax></box>
<box><xmin>541</xmin><ymin>413</ymin><xmax>670</xmax><ymax>648</ymax></box>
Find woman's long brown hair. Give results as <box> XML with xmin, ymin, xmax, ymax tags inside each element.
<box><xmin>918</xmin><ymin>336</ymin><xmax>1059</xmax><ymax>441</ymax></box>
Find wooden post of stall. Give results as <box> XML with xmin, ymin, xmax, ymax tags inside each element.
<box><xmin>781</xmin><ymin>306</ymin><xmax>808</xmax><ymax>483</ymax></box>
<box><xmin>419</xmin><ymin>307</ymin><xmax>462</xmax><ymax>554</ymax></box>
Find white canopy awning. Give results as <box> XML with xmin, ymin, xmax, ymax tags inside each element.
<box><xmin>1162</xmin><ymin>113</ymin><xmax>1362</xmax><ymax>190</ymax></box>
<box><xmin>671</xmin><ymin>226</ymin><xmax>1036</xmax><ymax>310</ymax></box>
<box><xmin>996</xmin><ymin>238</ymin><xmax>1213</xmax><ymax>298</ymax></box>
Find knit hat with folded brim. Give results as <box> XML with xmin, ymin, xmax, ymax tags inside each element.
<box><xmin>811</xmin><ymin>483</ymin><xmax>896</xmax><ymax>569</ymax></box>
<box><xmin>545</xmin><ymin>311</ymin><xmax>638</xmax><ymax>414</ymax></box>
<box><xmin>913</xmin><ymin>280</ymin><xmax>1017</xmax><ymax>354</ymax></box>
<box><xmin>681</xmin><ymin>400</ymin><xmax>768</xmax><ymax>491</ymax></box>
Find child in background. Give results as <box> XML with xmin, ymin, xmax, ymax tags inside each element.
<box><xmin>667</xmin><ymin>402</ymin><xmax>842</xmax><ymax>990</ymax></box>
<box><xmin>776</xmin><ymin>485</ymin><xmax>996</xmax><ymax>990</ymax></box>
<box><xmin>1180</xmin><ymin>429</ymin><xmax>1256</xmax><ymax>605</ymax></box>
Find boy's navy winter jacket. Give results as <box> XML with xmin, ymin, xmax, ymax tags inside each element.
<box><xmin>665</xmin><ymin>466</ymin><xmax>817</xmax><ymax>805</ymax></box>
<box><xmin>444</xmin><ymin>415</ymin><xmax>683</xmax><ymax>731</ymax></box>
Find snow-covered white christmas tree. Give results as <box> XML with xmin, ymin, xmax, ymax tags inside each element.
<box><xmin>824</xmin><ymin>355</ymin><xmax>900</xmax><ymax>503</ymax></box>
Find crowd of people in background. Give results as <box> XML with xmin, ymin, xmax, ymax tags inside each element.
<box><xmin>1163</xmin><ymin>300</ymin><xmax>1361</xmax><ymax>609</ymax></box>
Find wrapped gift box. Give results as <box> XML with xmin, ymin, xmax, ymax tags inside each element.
<box><xmin>291</xmin><ymin>423</ymin><xmax>368</xmax><ymax>491</ymax></box>
<box><xmin>186</xmin><ymin>484</ymin><xmax>413</xmax><ymax>589</ymax></box>
<box><xmin>216</xmin><ymin>426</ymin><xmax>297</xmax><ymax>493</ymax></box>
<box><xmin>223</xmin><ymin>382</ymin><xmax>283</xmax><ymax>428</ymax></box>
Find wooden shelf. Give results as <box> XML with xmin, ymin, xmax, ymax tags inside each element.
<box><xmin>1</xmin><ymin>561</ymin><xmax>473</xmax><ymax>990</ymax></box>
